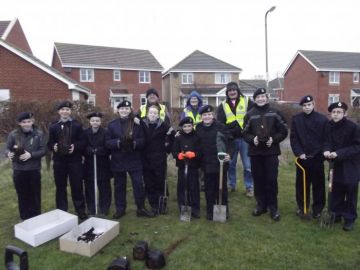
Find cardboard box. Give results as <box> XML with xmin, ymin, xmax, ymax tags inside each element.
<box><xmin>14</xmin><ymin>209</ymin><xmax>78</xmax><ymax>247</ymax></box>
<box><xmin>59</xmin><ymin>217</ymin><xmax>119</xmax><ymax>257</ymax></box>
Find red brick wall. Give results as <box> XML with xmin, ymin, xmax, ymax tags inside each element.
<box><xmin>5</xmin><ymin>20</ymin><xmax>32</xmax><ymax>54</ymax></box>
<box><xmin>0</xmin><ymin>46</ymin><xmax>87</xmax><ymax>102</ymax></box>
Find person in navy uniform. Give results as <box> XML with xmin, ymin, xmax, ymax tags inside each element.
<box><xmin>47</xmin><ymin>101</ymin><xmax>87</xmax><ymax>219</ymax></box>
<box><xmin>83</xmin><ymin>112</ymin><xmax>112</xmax><ymax>216</ymax></box>
<box><xmin>6</xmin><ymin>112</ymin><xmax>46</xmax><ymax>220</ymax></box>
<box><xmin>172</xmin><ymin>117</ymin><xmax>201</xmax><ymax>218</ymax></box>
<box><xmin>243</xmin><ymin>88</ymin><xmax>288</xmax><ymax>221</ymax></box>
<box><xmin>106</xmin><ymin>100</ymin><xmax>154</xmax><ymax>219</ymax></box>
<box><xmin>141</xmin><ymin>104</ymin><xmax>175</xmax><ymax>215</ymax></box>
<box><xmin>323</xmin><ymin>102</ymin><xmax>360</xmax><ymax>231</ymax></box>
<box><xmin>196</xmin><ymin>105</ymin><xmax>231</xmax><ymax>220</ymax></box>
<box><xmin>290</xmin><ymin>95</ymin><xmax>328</xmax><ymax>219</ymax></box>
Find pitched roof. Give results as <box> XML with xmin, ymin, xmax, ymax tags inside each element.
<box><xmin>54</xmin><ymin>42</ymin><xmax>163</xmax><ymax>71</ymax></box>
<box><xmin>164</xmin><ymin>50</ymin><xmax>242</xmax><ymax>75</ymax></box>
<box><xmin>0</xmin><ymin>20</ymin><xmax>11</xmax><ymax>38</ymax></box>
<box><xmin>269</xmin><ymin>77</ymin><xmax>284</xmax><ymax>90</ymax></box>
<box><xmin>0</xmin><ymin>38</ymin><xmax>90</xmax><ymax>96</ymax></box>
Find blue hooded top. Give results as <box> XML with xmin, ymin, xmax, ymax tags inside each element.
<box><xmin>180</xmin><ymin>90</ymin><xmax>203</xmax><ymax>120</ymax></box>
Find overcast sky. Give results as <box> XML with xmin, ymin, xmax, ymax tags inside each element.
<box><xmin>2</xmin><ymin>0</ymin><xmax>360</xmax><ymax>79</ymax></box>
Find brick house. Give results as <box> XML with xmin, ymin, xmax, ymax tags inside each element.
<box><xmin>52</xmin><ymin>43</ymin><xmax>163</xmax><ymax>110</ymax></box>
<box><xmin>284</xmin><ymin>50</ymin><xmax>360</xmax><ymax>113</ymax></box>
<box><xmin>0</xmin><ymin>18</ymin><xmax>32</xmax><ymax>54</ymax></box>
<box><xmin>162</xmin><ymin>50</ymin><xmax>242</xmax><ymax>108</ymax></box>
<box><xmin>269</xmin><ymin>77</ymin><xmax>284</xmax><ymax>100</ymax></box>
<box><xmin>0</xmin><ymin>38</ymin><xmax>89</xmax><ymax>102</ymax></box>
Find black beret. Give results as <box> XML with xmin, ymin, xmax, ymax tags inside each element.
<box><xmin>299</xmin><ymin>95</ymin><xmax>314</xmax><ymax>105</ymax></box>
<box><xmin>199</xmin><ymin>105</ymin><xmax>213</xmax><ymax>114</ymax></box>
<box><xmin>57</xmin><ymin>100</ymin><xmax>73</xmax><ymax>110</ymax></box>
<box><xmin>86</xmin><ymin>112</ymin><xmax>103</xmax><ymax>119</ymax></box>
<box><xmin>146</xmin><ymin>88</ymin><xmax>159</xmax><ymax>98</ymax></box>
<box><xmin>17</xmin><ymin>112</ymin><xmax>33</xmax><ymax>122</ymax></box>
<box><xmin>117</xmin><ymin>100</ymin><xmax>132</xmax><ymax>109</ymax></box>
<box><xmin>253</xmin><ymin>88</ymin><xmax>267</xmax><ymax>99</ymax></box>
<box><xmin>328</xmin><ymin>101</ymin><xmax>348</xmax><ymax>112</ymax></box>
<box><xmin>179</xmin><ymin>117</ymin><xmax>194</xmax><ymax>126</ymax></box>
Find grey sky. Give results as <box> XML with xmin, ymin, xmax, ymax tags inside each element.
<box><xmin>2</xmin><ymin>0</ymin><xmax>359</xmax><ymax>79</ymax></box>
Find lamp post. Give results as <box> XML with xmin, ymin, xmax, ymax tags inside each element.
<box><xmin>265</xmin><ymin>6</ymin><xmax>276</xmax><ymax>88</ymax></box>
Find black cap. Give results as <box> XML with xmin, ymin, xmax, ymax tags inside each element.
<box><xmin>328</xmin><ymin>101</ymin><xmax>348</xmax><ymax>112</ymax></box>
<box><xmin>57</xmin><ymin>100</ymin><xmax>73</xmax><ymax>110</ymax></box>
<box><xmin>117</xmin><ymin>100</ymin><xmax>132</xmax><ymax>109</ymax></box>
<box><xmin>253</xmin><ymin>88</ymin><xmax>267</xmax><ymax>99</ymax></box>
<box><xmin>199</xmin><ymin>105</ymin><xmax>213</xmax><ymax>114</ymax></box>
<box><xmin>17</xmin><ymin>112</ymin><xmax>33</xmax><ymax>122</ymax></box>
<box><xmin>179</xmin><ymin>117</ymin><xmax>194</xmax><ymax>126</ymax></box>
<box><xmin>226</xmin><ymin>82</ymin><xmax>240</xmax><ymax>96</ymax></box>
<box><xmin>146</xmin><ymin>88</ymin><xmax>159</xmax><ymax>98</ymax></box>
<box><xmin>299</xmin><ymin>95</ymin><xmax>314</xmax><ymax>105</ymax></box>
<box><xmin>86</xmin><ymin>112</ymin><xmax>103</xmax><ymax>119</ymax></box>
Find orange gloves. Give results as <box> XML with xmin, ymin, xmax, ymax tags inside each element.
<box><xmin>178</xmin><ymin>152</ymin><xmax>186</xmax><ymax>160</ymax></box>
<box><xmin>184</xmin><ymin>151</ymin><xmax>196</xmax><ymax>159</ymax></box>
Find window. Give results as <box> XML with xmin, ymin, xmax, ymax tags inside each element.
<box><xmin>0</xmin><ymin>89</ymin><xmax>10</xmax><ymax>101</ymax></box>
<box><xmin>351</xmin><ymin>89</ymin><xmax>360</xmax><ymax>107</ymax></box>
<box><xmin>353</xmin><ymin>72</ymin><xmax>359</xmax><ymax>84</ymax></box>
<box><xmin>181</xmin><ymin>73</ymin><xmax>194</xmax><ymax>84</ymax></box>
<box><xmin>88</xmin><ymin>94</ymin><xmax>96</xmax><ymax>106</ymax></box>
<box><xmin>80</xmin><ymin>69</ymin><xmax>94</xmax><ymax>82</ymax></box>
<box><xmin>215</xmin><ymin>73</ymin><xmax>231</xmax><ymax>84</ymax></box>
<box><xmin>139</xmin><ymin>71</ymin><xmax>150</xmax><ymax>83</ymax></box>
<box><xmin>72</xmin><ymin>91</ymin><xmax>80</xmax><ymax>101</ymax></box>
<box><xmin>329</xmin><ymin>72</ymin><xmax>340</xmax><ymax>85</ymax></box>
<box><xmin>113</xmin><ymin>70</ymin><xmax>121</xmax><ymax>81</ymax></box>
<box><xmin>328</xmin><ymin>94</ymin><xmax>339</xmax><ymax>105</ymax></box>
<box><xmin>202</xmin><ymin>97</ymin><xmax>209</xmax><ymax>105</ymax></box>
<box><xmin>140</xmin><ymin>94</ymin><xmax>147</xmax><ymax>106</ymax></box>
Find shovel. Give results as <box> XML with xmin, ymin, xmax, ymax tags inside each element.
<box><xmin>93</xmin><ymin>152</ymin><xmax>98</xmax><ymax>216</ymax></box>
<box><xmin>213</xmin><ymin>152</ymin><xmax>227</xmax><ymax>223</ymax></box>
<box><xmin>180</xmin><ymin>160</ymin><xmax>191</xmax><ymax>222</ymax></box>
<box><xmin>5</xmin><ymin>245</ymin><xmax>28</xmax><ymax>270</ymax></box>
<box><xmin>295</xmin><ymin>157</ymin><xmax>311</xmax><ymax>220</ymax></box>
<box><xmin>158</xmin><ymin>175</ymin><xmax>168</xmax><ymax>215</ymax></box>
<box><xmin>320</xmin><ymin>160</ymin><xmax>336</xmax><ymax>228</ymax></box>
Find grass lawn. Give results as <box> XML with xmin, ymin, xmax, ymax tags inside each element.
<box><xmin>0</xmin><ymin>153</ymin><xmax>359</xmax><ymax>270</ymax></box>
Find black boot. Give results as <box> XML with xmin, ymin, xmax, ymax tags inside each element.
<box><xmin>136</xmin><ymin>208</ymin><xmax>155</xmax><ymax>218</ymax></box>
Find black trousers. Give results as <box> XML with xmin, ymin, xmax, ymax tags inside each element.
<box><xmin>84</xmin><ymin>173</ymin><xmax>111</xmax><ymax>215</ymax></box>
<box><xmin>177</xmin><ymin>167</ymin><xmax>200</xmax><ymax>214</ymax></box>
<box><xmin>251</xmin><ymin>155</ymin><xmax>279</xmax><ymax>212</ymax></box>
<box><xmin>330</xmin><ymin>182</ymin><xmax>359</xmax><ymax>222</ymax></box>
<box><xmin>143</xmin><ymin>165</ymin><xmax>166</xmax><ymax>210</ymax></box>
<box><xmin>204</xmin><ymin>170</ymin><xmax>228</xmax><ymax>216</ymax></box>
<box><xmin>13</xmin><ymin>170</ymin><xmax>41</xmax><ymax>220</ymax></box>
<box><xmin>113</xmin><ymin>170</ymin><xmax>146</xmax><ymax>212</ymax></box>
<box><xmin>53</xmin><ymin>161</ymin><xmax>86</xmax><ymax>214</ymax></box>
<box><xmin>295</xmin><ymin>156</ymin><xmax>325</xmax><ymax>214</ymax></box>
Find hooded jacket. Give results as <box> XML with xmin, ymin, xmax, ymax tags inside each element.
<box><xmin>180</xmin><ymin>91</ymin><xmax>203</xmax><ymax>125</ymax></box>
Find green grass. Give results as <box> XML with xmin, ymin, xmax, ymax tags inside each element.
<box><xmin>0</xmin><ymin>155</ymin><xmax>360</xmax><ymax>270</ymax></box>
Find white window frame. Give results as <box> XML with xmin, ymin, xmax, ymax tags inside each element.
<box><xmin>181</xmin><ymin>73</ymin><xmax>194</xmax><ymax>84</ymax></box>
<box><xmin>88</xmin><ymin>94</ymin><xmax>96</xmax><ymax>106</ymax></box>
<box><xmin>0</xmin><ymin>89</ymin><xmax>10</xmax><ymax>101</ymax></box>
<box><xmin>329</xmin><ymin>72</ymin><xmax>340</xmax><ymax>85</ymax></box>
<box><xmin>353</xmin><ymin>72</ymin><xmax>359</xmax><ymax>84</ymax></box>
<box><xmin>215</xmin><ymin>73</ymin><xmax>231</xmax><ymax>84</ymax></box>
<box><xmin>202</xmin><ymin>97</ymin><xmax>209</xmax><ymax>105</ymax></box>
<box><xmin>113</xmin><ymin>70</ymin><xmax>121</xmax><ymax>81</ymax></box>
<box><xmin>72</xmin><ymin>91</ymin><xmax>80</xmax><ymax>101</ymax></box>
<box><xmin>328</xmin><ymin>94</ymin><xmax>340</xmax><ymax>105</ymax></box>
<box><xmin>140</xmin><ymin>94</ymin><xmax>147</xmax><ymax>106</ymax></box>
<box><xmin>80</xmin><ymin>68</ymin><xmax>94</xmax><ymax>82</ymax></box>
<box><xmin>139</xmin><ymin>71</ymin><xmax>151</xmax><ymax>83</ymax></box>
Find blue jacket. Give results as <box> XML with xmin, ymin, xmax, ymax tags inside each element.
<box><xmin>180</xmin><ymin>90</ymin><xmax>203</xmax><ymax>120</ymax></box>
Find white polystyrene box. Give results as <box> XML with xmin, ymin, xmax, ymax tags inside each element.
<box><xmin>14</xmin><ymin>209</ymin><xmax>78</xmax><ymax>247</ymax></box>
<box><xmin>59</xmin><ymin>217</ymin><xmax>119</xmax><ymax>257</ymax></box>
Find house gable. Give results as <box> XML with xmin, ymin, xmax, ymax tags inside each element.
<box><xmin>1</xmin><ymin>18</ymin><xmax>32</xmax><ymax>54</ymax></box>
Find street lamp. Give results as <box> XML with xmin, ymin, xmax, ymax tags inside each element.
<box><xmin>265</xmin><ymin>6</ymin><xmax>276</xmax><ymax>88</ymax></box>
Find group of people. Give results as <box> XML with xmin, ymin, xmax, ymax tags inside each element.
<box><xmin>6</xmin><ymin>83</ymin><xmax>360</xmax><ymax>231</ymax></box>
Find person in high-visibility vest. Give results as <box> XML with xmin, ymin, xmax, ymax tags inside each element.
<box><xmin>180</xmin><ymin>90</ymin><xmax>203</xmax><ymax>127</ymax></box>
<box><xmin>139</xmin><ymin>88</ymin><xmax>170</xmax><ymax>125</ymax></box>
<box><xmin>217</xmin><ymin>82</ymin><xmax>254</xmax><ymax>196</ymax></box>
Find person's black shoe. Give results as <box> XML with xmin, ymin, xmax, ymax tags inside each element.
<box><xmin>113</xmin><ymin>209</ymin><xmax>126</xmax><ymax>219</ymax></box>
<box><xmin>78</xmin><ymin>212</ymin><xmax>88</xmax><ymax>220</ymax></box>
<box><xmin>343</xmin><ymin>220</ymin><xmax>354</xmax><ymax>231</ymax></box>
<box><xmin>136</xmin><ymin>208</ymin><xmax>155</xmax><ymax>218</ymax></box>
<box><xmin>252</xmin><ymin>207</ymin><xmax>267</xmax><ymax>216</ymax></box>
<box><xmin>312</xmin><ymin>212</ymin><xmax>321</xmax><ymax>219</ymax></box>
<box><xmin>191</xmin><ymin>212</ymin><xmax>200</xmax><ymax>219</ymax></box>
<box><xmin>151</xmin><ymin>208</ymin><xmax>159</xmax><ymax>216</ymax></box>
<box><xmin>270</xmin><ymin>211</ymin><xmax>281</xmax><ymax>221</ymax></box>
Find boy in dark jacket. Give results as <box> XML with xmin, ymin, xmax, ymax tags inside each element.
<box><xmin>47</xmin><ymin>101</ymin><xmax>87</xmax><ymax>219</ymax></box>
<box><xmin>243</xmin><ymin>88</ymin><xmax>288</xmax><ymax>221</ymax></box>
<box><xmin>290</xmin><ymin>95</ymin><xmax>327</xmax><ymax>219</ymax></box>
<box><xmin>83</xmin><ymin>112</ymin><xmax>112</xmax><ymax>216</ymax></box>
<box><xmin>196</xmin><ymin>105</ymin><xmax>231</xmax><ymax>220</ymax></box>
<box><xmin>172</xmin><ymin>117</ymin><xmax>201</xmax><ymax>218</ymax></box>
<box><xmin>6</xmin><ymin>112</ymin><xmax>46</xmax><ymax>220</ymax></box>
<box><xmin>323</xmin><ymin>102</ymin><xmax>360</xmax><ymax>231</ymax></box>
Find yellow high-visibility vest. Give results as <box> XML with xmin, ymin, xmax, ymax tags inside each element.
<box><xmin>223</xmin><ymin>97</ymin><xmax>247</xmax><ymax>128</ymax></box>
<box><xmin>140</xmin><ymin>103</ymin><xmax>166</xmax><ymax>121</ymax></box>
<box><xmin>183</xmin><ymin>107</ymin><xmax>202</xmax><ymax>126</ymax></box>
